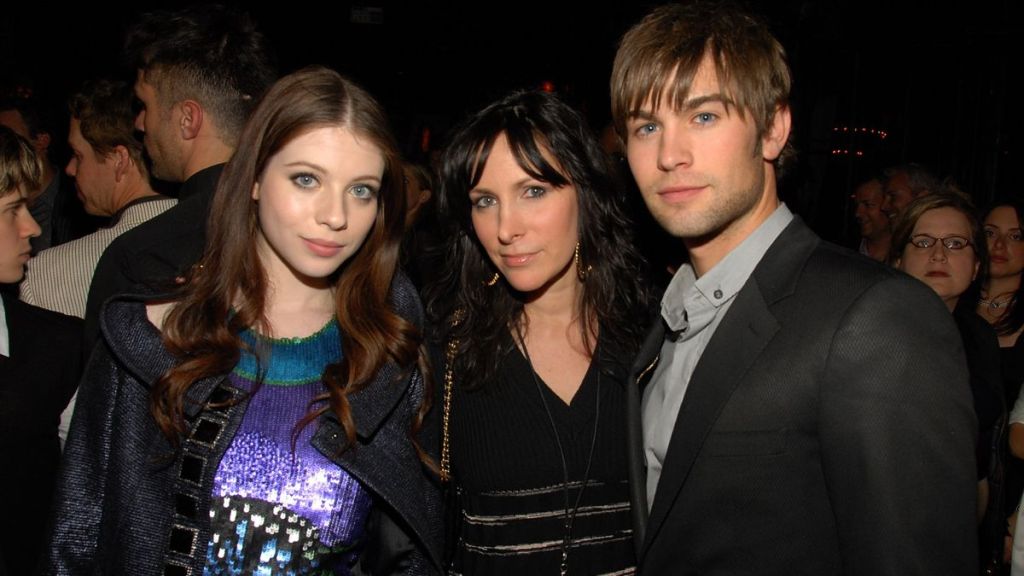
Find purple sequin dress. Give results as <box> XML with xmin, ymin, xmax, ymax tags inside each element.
<box><xmin>203</xmin><ymin>322</ymin><xmax>372</xmax><ymax>575</ymax></box>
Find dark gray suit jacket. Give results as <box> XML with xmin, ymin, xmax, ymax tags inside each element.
<box><xmin>626</xmin><ymin>218</ymin><xmax>977</xmax><ymax>575</ymax></box>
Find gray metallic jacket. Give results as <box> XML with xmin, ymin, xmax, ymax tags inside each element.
<box><xmin>46</xmin><ymin>274</ymin><xmax>442</xmax><ymax>575</ymax></box>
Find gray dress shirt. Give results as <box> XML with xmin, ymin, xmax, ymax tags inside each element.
<box><xmin>642</xmin><ymin>204</ymin><xmax>794</xmax><ymax>507</ymax></box>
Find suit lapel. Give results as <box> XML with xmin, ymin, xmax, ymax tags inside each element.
<box><xmin>626</xmin><ymin>321</ymin><xmax>666</xmax><ymax>552</ymax></box>
<box><xmin>642</xmin><ymin>280</ymin><xmax>779</xmax><ymax>553</ymax></box>
<box><xmin>640</xmin><ymin>218</ymin><xmax>817</xmax><ymax>555</ymax></box>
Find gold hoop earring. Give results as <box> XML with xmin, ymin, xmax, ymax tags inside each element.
<box><xmin>485</xmin><ymin>272</ymin><xmax>500</xmax><ymax>287</ymax></box>
<box><xmin>575</xmin><ymin>242</ymin><xmax>592</xmax><ymax>282</ymax></box>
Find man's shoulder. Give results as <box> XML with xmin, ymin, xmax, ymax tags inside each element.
<box><xmin>4</xmin><ymin>294</ymin><xmax>82</xmax><ymax>335</ymax></box>
<box><xmin>804</xmin><ymin>238</ymin><xmax>900</xmax><ymax>285</ymax></box>
<box><xmin>120</xmin><ymin>197</ymin><xmax>178</xmax><ymax>226</ymax></box>
<box><xmin>31</xmin><ymin>226</ymin><xmax>123</xmax><ymax>269</ymax></box>
<box><xmin>757</xmin><ymin>221</ymin><xmax>904</xmax><ymax>304</ymax></box>
<box><xmin>102</xmin><ymin>194</ymin><xmax>206</xmax><ymax>261</ymax></box>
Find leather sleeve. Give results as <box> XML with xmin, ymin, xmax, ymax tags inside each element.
<box><xmin>819</xmin><ymin>274</ymin><xmax>977</xmax><ymax>575</ymax></box>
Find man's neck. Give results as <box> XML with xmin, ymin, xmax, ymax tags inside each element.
<box><xmin>863</xmin><ymin>233</ymin><xmax>891</xmax><ymax>262</ymax></box>
<box><xmin>111</xmin><ymin>175</ymin><xmax>161</xmax><ymax>215</ymax></box>
<box><xmin>182</xmin><ymin>138</ymin><xmax>234</xmax><ymax>182</ymax></box>
<box><xmin>686</xmin><ymin>190</ymin><xmax>780</xmax><ymax>277</ymax></box>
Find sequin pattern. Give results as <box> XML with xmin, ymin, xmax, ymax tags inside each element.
<box><xmin>204</xmin><ymin>322</ymin><xmax>372</xmax><ymax>574</ymax></box>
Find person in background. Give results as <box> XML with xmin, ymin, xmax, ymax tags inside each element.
<box><xmin>20</xmin><ymin>79</ymin><xmax>176</xmax><ymax>448</ymax></box>
<box><xmin>0</xmin><ymin>125</ymin><xmax>82</xmax><ymax>576</ymax></box>
<box><xmin>83</xmin><ymin>3</ymin><xmax>277</xmax><ymax>350</ymax></box>
<box><xmin>890</xmin><ymin>190</ymin><xmax>1002</xmax><ymax>533</ymax></box>
<box><xmin>851</xmin><ymin>176</ymin><xmax>890</xmax><ymax>262</ymax></box>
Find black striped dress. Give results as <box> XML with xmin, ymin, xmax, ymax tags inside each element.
<box><xmin>447</xmin><ymin>334</ymin><xmax>636</xmax><ymax>575</ymax></box>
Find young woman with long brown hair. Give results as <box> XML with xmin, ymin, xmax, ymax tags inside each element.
<box><xmin>47</xmin><ymin>67</ymin><xmax>441</xmax><ymax>575</ymax></box>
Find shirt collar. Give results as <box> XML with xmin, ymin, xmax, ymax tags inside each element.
<box><xmin>0</xmin><ymin>294</ymin><xmax>9</xmax><ymax>357</ymax></box>
<box><xmin>661</xmin><ymin>203</ymin><xmax>794</xmax><ymax>331</ymax></box>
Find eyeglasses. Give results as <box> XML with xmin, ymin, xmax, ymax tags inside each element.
<box><xmin>908</xmin><ymin>234</ymin><xmax>973</xmax><ymax>251</ymax></box>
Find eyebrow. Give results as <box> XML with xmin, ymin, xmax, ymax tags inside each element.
<box><xmin>470</xmin><ymin>177</ymin><xmax>542</xmax><ymax>195</ymax></box>
<box><xmin>0</xmin><ymin>195</ymin><xmax>26</xmax><ymax>209</ymax></box>
<box><xmin>629</xmin><ymin>93</ymin><xmax>735</xmax><ymax>120</ymax></box>
<box><xmin>283</xmin><ymin>161</ymin><xmax>382</xmax><ymax>185</ymax></box>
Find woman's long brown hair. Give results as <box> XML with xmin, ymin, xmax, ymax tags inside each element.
<box><xmin>149</xmin><ymin>66</ymin><xmax>433</xmax><ymax>469</ymax></box>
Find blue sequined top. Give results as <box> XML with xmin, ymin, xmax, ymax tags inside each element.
<box><xmin>204</xmin><ymin>321</ymin><xmax>373</xmax><ymax>575</ymax></box>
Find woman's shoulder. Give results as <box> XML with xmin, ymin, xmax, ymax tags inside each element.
<box><xmin>390</xmin><ymin>270</ymin><xmax>424</xmax><ymax>328</ymax></box>
<box><xmin>98</xmin><ymin>295</ymin><xmax>178</xmax><ymax>385</ymax></box>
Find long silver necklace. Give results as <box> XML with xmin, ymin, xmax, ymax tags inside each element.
<box><xmin>514</xmin><ymin>324</ymin><xmax>601</xmax><ymax>576</ymax></box>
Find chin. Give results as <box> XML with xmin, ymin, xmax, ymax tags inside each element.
<box><xmin>500</xmin><ymin>271</ymin><xmax>548</xmax><ymax>294</ymax></box>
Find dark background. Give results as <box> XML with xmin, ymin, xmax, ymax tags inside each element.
<box><xmin>2</xmin><ymin>1</ymin><xmax>1019</xmax><ymax>246</ymax></box>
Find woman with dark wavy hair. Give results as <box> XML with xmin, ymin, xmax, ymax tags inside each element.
<box><xmin>425</xmin><ymin>90</ymin><xmax>652</xmax><ymax>574</ymax></box>
<box><xmin>973</xmin><ymin>199</ymin><xmax>1024</xmax><ymax>570</ymax></box>
<box><xmin>47</xmin><ymin>67</ymin><xmax>441</xmax><ymax>575</ymax></box>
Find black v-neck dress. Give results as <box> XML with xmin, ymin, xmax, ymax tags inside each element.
<box><xmin>447</xmin><ymin>333</ymin><xmax>636</xmax><ymax>575</ymax></box>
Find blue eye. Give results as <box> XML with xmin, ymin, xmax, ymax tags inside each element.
<box><xmin>292</xmin><ymin>173</ymin><xmax>318</xmax><ymax>189</ymax></box>
<box><xmin>634</xmin><ymin>122</ymin><xmax>658</xmax><ymax>138</ymax></box>
<box><xmin>350</xmin><ymin>184</ymin><xmax>376</xmax><ymax>200</ymax></box>
<box><xmin>694</xmin><ymin>112</ymin><xmax>717</xmax><ymax>125</ymax></box>
<box><xmin>524</xmin><ymin>186</ymin><xmax>546</xmax><ymax>198</ymax></box>
<box><xmin>472</xmin><ymin>195</ymin><xmax>496</xmax><ymax>209</ymax></box>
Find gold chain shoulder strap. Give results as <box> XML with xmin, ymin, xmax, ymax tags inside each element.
<box><xmin>440</xmin><ymin>309</ymin><xmax>464</xmax><ymax>483</ymax></box>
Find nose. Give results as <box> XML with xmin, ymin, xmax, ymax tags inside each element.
<box><xmin>928</xmin><ymin>241</ymin><xmax>949</xmax><ymax>262</ymax></box>
<box><xmin>656</xmin><ymin>124</ymin><xmax>692</xmax><ymax>172</ymax></box>
<box><xmin>19</xmin><ymin>209</ymin><xmax>41</xmax><ymax>239</ymax></box>
<box><xmin>134</xmin><ymin>109</ymin><xmax>146</xmax><ymax>133</ymax></box>
<box><xmin>496</xmin><ymin>203</ymin><xmax>523</xmax><ymax>245</ymax></box>
<box><xmin>316</xmin><ymin>191</ymin><xmax>348</xmax><ymax>230</ymax></box>
<box><xmin>991</xmin><ymin>233</ymin><xmax>1007</xmax><ymax>251</ymax></box>
<box><xmin>880</xmin><ymin>195</ymin><xmax>893</xmax><ymax>216</ymax></box>
<box><xmin>66</xmin><ymin>156</ymin><xmax>77</xmax><ymax>177</ymax></box>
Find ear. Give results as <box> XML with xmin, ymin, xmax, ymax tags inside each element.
<box><xmin>251</xmin><ymin>181</ymin><xmax>260</xmax><ymax>201</ymax></box>
<box><xmin>179</xmin><ymin>100</ymin><xmax>203</xmax><ymax>141</ymax></box>
<box><xmin>893</xmin><ymin>256</ymin><xmax>902</xmax><ymax>269</ymax></box>
<box><xmin>761</xmin><ymin>104</ymin><xmax>791</xmax><ymax>162</ymax></box>
<box><xmin>111</xmin><ymin>145</ymin><xmax>131</xmax><ymax>182</ymax></box>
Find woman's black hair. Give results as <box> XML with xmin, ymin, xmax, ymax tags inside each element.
<box><xmin>424</xmin><ymin>90</ymin><xmax>654</xmax><ymax>387</ymax></box>
<box><xmin>976</xmin><ymin>198</ymin><xmax>1024</xmax><ymax>336</ymax></box>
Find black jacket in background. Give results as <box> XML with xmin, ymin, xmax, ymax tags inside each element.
<box><xmin>0</xmin><ymin>292</ymin><xmax>82</xmax><ymax>576</ymax></box>
<box><xmin>82</xmin><ymin>164</ymin><xmax>223</xmax><ymax>352</ymax></box>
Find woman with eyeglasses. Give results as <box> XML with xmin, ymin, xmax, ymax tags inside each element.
<box><xmin>890</xmin><ymin>190</ymin><xmax>1003</xmax><ymax>569</ymax></box>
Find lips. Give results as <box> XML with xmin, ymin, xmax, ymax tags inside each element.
<box><xmin>302</xmin><ymin>237</ymin><xmax>344</xmax><ymax>257</ymax></box>
<box><xmin>500</xmin><ymin>252</ymin><xmax>536</xmax><ymax>267</ymax></box>
<box><xmin>925</xmin><ymin>270</ymin><xmax>951</xmax><ymax>278</ymax></box>
<box><xmin>657</xmin><ymin>185</ymin><xmax>707</xmax><ymax>203</ymax></box>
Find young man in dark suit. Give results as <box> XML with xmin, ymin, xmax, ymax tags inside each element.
<box><xmin>610</xmin><ymin>3</ymin><xmax>977</xmax><ymax>574</ymax></box>
<box><xmin>0</xmin><ymin>126</ymin><xmax>82</xmax><ymax>575</ymax></box>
